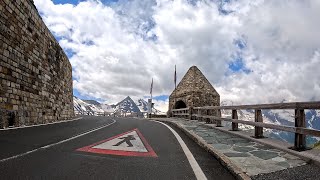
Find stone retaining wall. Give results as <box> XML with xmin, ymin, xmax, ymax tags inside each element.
<box><xmin>0</xmin><ymin>0</ymin><xmax>74</xmax><ymax>128</ymax></box>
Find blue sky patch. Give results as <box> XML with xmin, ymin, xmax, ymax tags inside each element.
<box><xmin>52</xmin><ymin>0</ymin><xmax>119</xmax><ymax>5</ymax></box>
<box><xmin>228</xmin><ymin>58</ymin><xmax>251</xmax><ymax>73</ymax></box>
<box><xmin>64</xmin><ymin>49</ymin><xmax>75</xmax><ymax>59</ymax></box>
<box><xmin>144</xmin><ymin>95</ymin><xmax>169</xmax><ymax>101</ymax></box>
<box><xmin>52</xmin><ymin>0</ymin><xmax>82</xmax><ymax>5</ymax></box>
<box><xmin>154</xmin><ymin>95</ymin><xmax>169</xmax><ymax>101</ymax></box>
<box><xmin>73</xmin><ymin>89</ymin><xmax>106</xmax><ymax>103</ymax></box>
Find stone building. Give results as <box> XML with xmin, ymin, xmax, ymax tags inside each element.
<box><xmin>169</xmin><ymin>66</ymin><xmax>220</xmax><ymax>114</ymax></box>
<box><xmin>0</xmin><ymin>0</ymin><xmax>74</xmax><ymax>128</ymax></box>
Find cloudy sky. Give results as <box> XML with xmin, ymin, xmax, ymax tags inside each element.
<box><xmin>34</xmin><ymin>0</ymin><xmax>320</xmax><ymax>112</ymax></box>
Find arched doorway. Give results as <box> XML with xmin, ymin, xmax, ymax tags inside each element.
<box><xmin>174</xmin><ymin>100</ymin><xmax>187</xmax><ymax>109</ymax></box>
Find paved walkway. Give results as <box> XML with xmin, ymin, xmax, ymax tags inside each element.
<box><xmin>154</xmin><ymin>118</ymin><xmax>320</xmax><ymax>178</ymax></box>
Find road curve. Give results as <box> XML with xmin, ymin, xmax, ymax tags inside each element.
<box><xmin>0</xmin><ymin>116</ymin><xmax>235</xmax><ymax>180</ymax></box>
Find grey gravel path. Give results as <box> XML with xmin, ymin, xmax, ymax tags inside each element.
<box><xmin>162</xmin><ymin>118</ymin><xmax>314</xmax><ymax>177</ymax></box>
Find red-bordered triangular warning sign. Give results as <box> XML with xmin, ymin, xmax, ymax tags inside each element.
<box><xmin>77</xmin><ymin>128</ymin><xmax>157</xmax><ymax>157</ymax></box>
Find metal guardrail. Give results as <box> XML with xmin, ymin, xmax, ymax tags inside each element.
<box><xmin>171</xmin><ymin>101</ymin><xmax>320</xmax><ymax>151</ymax></box>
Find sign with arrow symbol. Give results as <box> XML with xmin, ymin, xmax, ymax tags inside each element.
<box><xmin>77</xmin><ymin>128</ymin><xmax>157</xmax><ymax>157</ymax></box>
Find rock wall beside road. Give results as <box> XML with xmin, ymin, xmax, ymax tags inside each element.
<box><xmin>0</xmin><ymin>0</ymin><xmax>74</xmax><ymax>128</ymax></box>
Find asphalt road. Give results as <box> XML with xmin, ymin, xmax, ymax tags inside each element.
<box><xmin>0</xmin><ymin>116</ymin><xmax>235</xmax><ymax>180</ymax></box>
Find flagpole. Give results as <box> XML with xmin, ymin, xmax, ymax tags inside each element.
<box><xmin>175</xmin><ymin>65</ymin><xmax>177</xmax><ymax>90</ymax></box>
<box><xmin>174</xmin><ymin>65</ymin><xmax>177</xmax><ymax>114</ymax></box>
<box><xmin>149</xmin><ymin>78</ymin><xmax>153</xmax><ymax>118</ymax></box>
<box><xmin>151</xmin><ymin>78</ymin><xmax>153</xmax><ymax>102</ymax></box>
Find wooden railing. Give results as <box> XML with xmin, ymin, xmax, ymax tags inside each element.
<box><xmin>172</xmin><ymin>108</ymin><xmax>190</xmax><ymax>118</ymax></box>
<box><xmin>171</xmin><ymin>101</ymin><xmax>320</xmax><ymax>151</ymax></box>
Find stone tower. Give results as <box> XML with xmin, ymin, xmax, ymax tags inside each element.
<box><xmin>168</xmin><ymin>66</ymin><xmax>220</xmax><ymax>114</ymax></box>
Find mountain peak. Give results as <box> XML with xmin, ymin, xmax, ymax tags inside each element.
<box><xmin>115</xmin><ymin>96</ymin><xmax>141</xmax><ymax>113</ymax></box>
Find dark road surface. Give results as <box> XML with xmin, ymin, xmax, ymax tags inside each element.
<box><xmin>0</xmin><ymin>116</ymin><xmax>235</xmax><ymax>180</ymax></box>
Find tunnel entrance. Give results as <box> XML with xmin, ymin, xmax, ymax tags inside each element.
<box><xmin>174</xmin><ymin>100</ymin><xmax>187</xmax><ymax>109</ymax></box>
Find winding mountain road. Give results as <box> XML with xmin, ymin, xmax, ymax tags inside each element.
<box><xmin>0</xmin><ymin>116</ymin><xmax>234</xmax><ymax>180</ymax></box>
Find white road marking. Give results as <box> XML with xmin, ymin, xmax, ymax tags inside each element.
<box><xmin>0</xmin><ymin>117</ymin><xmax>83</xmax><ymax>131</ymax></box>
<box><xmin>154</xmin><ymin>121</ymin><xmax>207</xmax><ymax>180</ymax></box>
<box><xmin>93</xmin><ymin>130</ymin><xmax>148</xmax><ymax>152</ymax></box>
<box><xmin>0</xmin><ymin>119</ymin><xmax>117</xmax><ymax>163</ymax></box>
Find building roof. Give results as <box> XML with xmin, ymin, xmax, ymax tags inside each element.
<box><xmin>170</xmin><ymin>66</ymin><xmax>219</xmax><ymax>97</ymax></box>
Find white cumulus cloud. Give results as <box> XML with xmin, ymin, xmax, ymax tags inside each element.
<box><xmin>34</xmin><ymin>0</ymin><xmax>320</xmax><ymax>110</ymax></box>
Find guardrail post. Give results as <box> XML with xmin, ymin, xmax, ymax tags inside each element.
<box><xmin>210</xmin><ymin>109</ymin><xmax>216</xmax><ymax>124</ymax></box>
<box><xmin>231</xmin><ymin>109</ymin><xmax>238</xmax><ymax>131</ymax></box>
<box><xmin>216</xmin><ymin>109</ymin><xmax>222</xmax><ymax>127</ymax></box>
<box><xmin>207</xmin><ymin>109</ymin><xmax>212</xmax><ymax>124</ymax></box>
<box><xmin>204</xmin><ymin>109</ymin><xmax>208</xmax><ymax>123</ymax></box>
<box><xmin>294</xmin><ymin>109</ymin><xmax>306</xmax><ymax>150</ymax></box>
<box><xmin>206</xmin><ymin>109</ymin><xmax>211</xmax><ymax>124</ymax></box>
<box><xmin>254</xmin><ymin>109</ymin><xmax>264</xmax><ymax>138</ymax></box>
<box><xmin>185</xmin><ymin>108</ymin><xmax>190</xmax><ymax>119</ymax></box>
<box><xmin>189</xmin><ymin>107</ymin><xmax>193</xmax><ymax>120</ymax></box>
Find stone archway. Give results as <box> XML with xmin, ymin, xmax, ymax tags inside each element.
<box><xmin>174</xmin><ymin>100</ymin><xmax>187</xmax><ymax>109</ymax></box>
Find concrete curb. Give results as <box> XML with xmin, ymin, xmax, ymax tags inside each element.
<box><xmin>154</xmin><ymin>119</ymin><xmax>251</xmax><ymax>180</ymax></box>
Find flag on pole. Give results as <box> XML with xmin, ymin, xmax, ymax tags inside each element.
<box><xmin>150</xmin><ymin>78</ymin><xmax>153</xmax><ymax>95</ymax></box>
<box><xmin>174</xmin><ymin>65</ymin><xmax>177</xmax><ymax>89</ymax></box>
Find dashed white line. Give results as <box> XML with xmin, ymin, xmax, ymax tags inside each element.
<box><xmin>154</xmin><ymin>121</ymin><xmax>207</xmax><ymax>180</ymax></box>
<box><xmin>0</xmin><ymin>119</ymin><xmax>117</xmax><ymax>163</ymax></box>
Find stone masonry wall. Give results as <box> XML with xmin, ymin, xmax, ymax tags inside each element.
<box><xmin>0</xmin><ymin>0</ymin><xmax>74</xmax><ymax>128</ymax></box>
<box><xmin>169</xmin><ymin>66</ymin><xmax>220</xmax><ymax>114</ymax></box>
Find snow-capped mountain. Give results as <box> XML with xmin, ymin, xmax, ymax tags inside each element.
<box><xmin>136</xmin><ymin>98</ymin><xmax>164</xmax><ymax>114</ymax></box>
<box><xmin>73</xmin><ymin>96</ymin><xmax>105</xmax><ymax>115</ymax></box>
<box><xmin>136</xmin><ymin>99</ymin><xmax>148</xmax><ymax>112</ymax></box>
<box><xmin>74</xmin><ymin>96</ymin><xmax>164</xmax><ymax>116</ymax></box>
<box><xmin>113</xmin><ymin>96</ymin><xmax>141</xmax><ymax>113</ymax></box>
<box><xmin>100</xmin><ymin>104</ymin><xmax>114</xmax><ymax>113</ymax></box>
<box><xmin>220</xmin><ymin>100</ymin><xmax>320</xmax><ymax>146</ymax></box>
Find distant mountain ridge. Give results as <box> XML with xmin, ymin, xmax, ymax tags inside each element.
<box><xmin>73</xmin><ymin>96</ymin><xmax>163</xmax><ymax>116</ymax></box>
<box><xmin>73</xmin><ymin>96</ymin><xmax>104</xmax><ymax>115</ymax></box>
<box><xmin>82</xmin><ymin>100</ymin><xmax>101</xmax><ymax>106</ymax></box>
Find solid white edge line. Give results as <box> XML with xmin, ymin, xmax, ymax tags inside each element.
<box><xmin>153</xmin><ymin>121</ymin><xmax>207</xmax><ymax>180</ymax></box>
<box><xmin>0</xmin><ymin>119</ymin><xmax>117</xmax><ymax>163</ymax></box>
<box><xmin>0</xmin><ymin>117</ymin><xmax>83</xmax><ymax>131</ymax></box>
